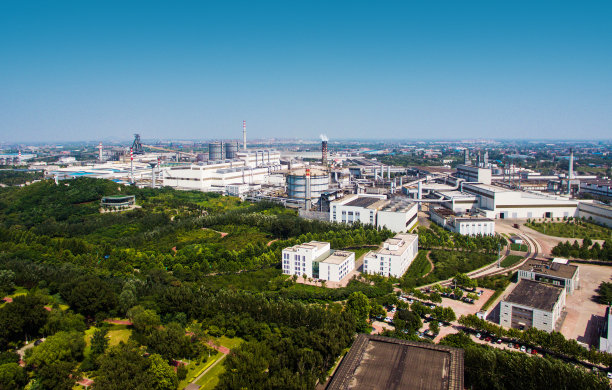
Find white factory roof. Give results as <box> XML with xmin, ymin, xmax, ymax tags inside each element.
<box><xmin>464</xmin><ymin>183</ymin><xmax>511</xmax><ymax>193</ymax></box>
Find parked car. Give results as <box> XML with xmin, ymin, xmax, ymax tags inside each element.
<box><xmin>514</xmin><ymin>344</ymin><xmax>520</xmax><ymax>349</ymax></box>
<box><xmin>476</xmin><ymin>333</ymin><xmax>482</xmax><ymax>339</ymax></box>
<box><xmin>497</xmin><ymin>339</ymin><xmax>502</xmax><ymax>344</ymax></box>
<box><xmin>520</xmin><ymin>346</ymin><xmax>526</xmax><ymax>352</ymax></box>
<box><xmin>485</xmin><ymin>337</ymin><xmax>492</xmax><ymax>342</ymax></box>
<box><xmin>507</xmin><ymin>343</ymin><xmax>513</xmax><ymax>348</ymax></box>
<box><xmin>438</xmin><ymin>322</ymin><xmax>444</xmax><ymax>327</ymax></box>
<box><xmin>34</xmin><ymin>339</ymin><xmax>43</xmax><ymax>346</ymax></box>
<box><xmin>531</xmin><ymin>349</ymin><xmax>538</xmax><ymax>355</ymax></box>
<box><xmin>607</xmin><ymin>372</ymin><xmax>612</xmax><ymax>379</ymax></box>
<box><xmin>477</xmin><ymin>290</ymin><xmax>483</xmax><ymax>296</ymax></box>
<box><xmin>526</xmin><ymin>348</ymin><xmax>532</xmax><ymax>354</ymax></box>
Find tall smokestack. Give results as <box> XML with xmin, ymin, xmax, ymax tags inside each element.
<box><xmin>320</xmin><ymin>134</ymin><xmax>328</xmax><ymax>167</ymax></box>
<box><xmin>322</xmin><ymin>140</ymin><xmax>328</xmax><ymax>166</ymax></box>
<box><xmin>568</xmin><ymin>148</ymin><xmax>574</xmax><ymax>195</ymax></box>
<box><xmin>243</xmin><ymin>120</ymin><xmax>247</xmax><ymax>150</ymax></box>
<box><xmin>305</xmin><ymin>168</ymin><xmax>311</xmax><ymax>210</ymax></box>
<box><xmin>130</xmin><ymin>147</ymin><xmax>134</xmax><ymax>184</ymax></box>
<box><xmin>98</xmin><ymin>142</ymin><xmax>103</xmax><ymax>161</ymax></box>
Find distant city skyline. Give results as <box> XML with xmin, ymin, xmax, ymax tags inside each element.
<box><xmin>1</xmin><ymin>1</ymin><xmax>611</xmax><ymax>142</ymax></box>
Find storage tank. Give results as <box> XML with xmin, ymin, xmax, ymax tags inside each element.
<box><xmin>209</xmin><ymin>142</ymin><xmax>223</xmax><ymax>161</ymax></box>
<box><xmin>225</xmin><ymin>142</ymin><xmax>238</xmax><ymax>159</ymax></box>
<box><xmin>287</xmin><ymin>168</ymin><xmax>329</xmax><ymax>201</ymax></box>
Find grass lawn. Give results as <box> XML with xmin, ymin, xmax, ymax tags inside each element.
<box><xmin>177</xmin><ymin>352</ymin><xmax>221</xmax><ymax>390</ymax></box>
<box><xmin>527</xmin><ymin>221</ymin><xmax>611</xmax><ymax>240</ymax></box>
<box><xmin>510</xmin><ymin>243</ymin><xmax>528</xmax><ymax>251</ymax></box>
<box><xmin>501</xmin><ymin>255</ymin><xmax>523</xmax><ymax>268</ymax></box>
<box><xmin>215</xmin><ymin>335</ymin><xmax>243</xmax><ymax>350</ymax></box>
<box><xmin>84</xmin><ymin>325</ymin><xmax>132</xmax><ymax>355</ymax></box>
<box><xmin>194</xmin><ymin>355</ymin><xmax>226</xmax><ymax>390</ymax></box>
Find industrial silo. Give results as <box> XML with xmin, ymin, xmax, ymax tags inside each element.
<box><xmin>225</xmin><ymin>142</ymin><xmax>238</xmax><ymax>159</ymax></box>
<box><xmin>209</xmin><ymin>142</ymin><xmax>223</xmax><ymax>161</ymax></box>
<box><xmin>287</xmin><ymin>168</ymin><xmax>329</xmax><ymax>201</ymax></box>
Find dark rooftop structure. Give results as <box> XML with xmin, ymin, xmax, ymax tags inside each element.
<box><xmin>327</xmin><ymin>334</ymin><xmax>464</xmax><ymax>390</ymax></box>
<box><xmin>345</xmin><ymin>196</ymin><xmax>383</xmax><ymax>208</ymax></box>
<box><xmin>519</xmin><ymin>259</ymin><xmax>578</xmax><ymax>280</ymax></box>
<box><xmin>504</xmin><ymin>280</ymin><xmax>564</xmax><ymax>312</ymax></box>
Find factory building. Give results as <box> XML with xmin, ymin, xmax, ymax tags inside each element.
<box><xmin>577</xmin><ymin>202</ymin><xmax>612</xmax><ymax>227</ymax></box>
<box><xmin>500</xmin><ymin>279</ymin><xmax>566</xmax><ymax>332</ymax></box>
<box><xmin>436</xmin><ymin>191</ymin><xmax>479</xmax><ymax>213</ymax></box>
<box><xmin>161</xmin><ymin>151</ymin><xmax>282</xmax><ymax>191</ymax></box>
<box><xmin>330</xmin><ymin>194</ymin><xmax>418</xmax><ymax>232</ymax></box>
<box><xmin>599</xmin><ymin>306</ymin><xmax>612</xmax><ymax>353</ymax></box>
<box><xmin>281</xmin><ymin>241</ymin><xmax>355</xmax><ymax>282</ymax></box>
<box><xmin>579</xmin><ymin>180</ymin><xmax>612</xmax><ymax>200</ymax></box>
<box><xmin>462</xmin><ymin>183</ymin><xmax>578</xmax><ymax>219</ymax></box>
<box><xmin>455</xmin><ymin>164</ymin><xmax>492</xmax><ymax>185</ymax></box>
<box><xmin>430</xmin><ymin>208</ymin><xmax>495</xmax><ymax>236</ymax></box>
<box><xmin>363</xmin><ymin>233</ymin><xmax>419</xmax><ymax>278</ymax></box>
<box><xmin>518</xmin><ymin>258</ymin><xmax>579</xmax><ymax>294</ymax></box>
<box><xmin>286</xmin><ymin>168</ymin><xmax>330</xmax><ymax>203</ymax></box>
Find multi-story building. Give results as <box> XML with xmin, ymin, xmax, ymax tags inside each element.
<box><xmin>330</xmin><ymin>194</ymin><xmax>418</xmax><ymax>233</ymax></box>
<box><xmin>430</xmin><ymin>208</ymin><xmax>495</xmax><ymax>236</ymax></box>
<box><xmin>281</xmin><ymin>241</ymin><xmax>355</xmax><ymax>282</ymax></box>
<box><xmin>500</xmin><ymin>279</ymin><xmax>566</xmax><ymax>332</ymax></box>
<box><xmin>517</xmin><ymin>258</ymin><xmax>579</xmax><ymax>294</ymax></box>
<box><xmin>455</xmin><ymin>164</ymin><xmax>492</xmax><ymax>185</ymax></box>
<box><xmin>363</xmin><ymin>233</ymin><xmax>419</xmax><ymax>278</ymax></box>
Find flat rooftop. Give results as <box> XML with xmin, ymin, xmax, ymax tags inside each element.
<box><xmin>327</xmin><ymin>334</ymin><xmax>463</xmax><ymax>390</ymax></box>
<box><xmin>504</xmin><ymin>280</ymin><xmax>564</xmax><ymax>312</ymax></box>
<box><xmin>375</xmin><ymin>233</ymin><xmax>418</xmax><ymax>256</ymax></box>
<box><xmin>519</xmin><ymin>259</ymin><xmax>578</xmax><ymax>280</ymax></box>
<box><xmin>379</xmin><ymin>198</ymin><xmax>416</xmax><ymax>212</ymax></box>
<box><xmin>345</xmin><ymin>196</ymin><xmax>385</xmax><ymax>208</ymax></box>
<box><xmin>463</xmin><ymin>183</ymin><xmax>510</xmax><ymax>193</ymax></box>
<box><xmin>321</xmin><ymin>250</ymin><xmax>354</xmax><ymax>265</ymax></box>
<box><xmin>285</xmin><ymin>241</ymin><xmax>329</xmax><ymax>252</ymax></box>
<box><xmin>431</xmin><ymin>208</ymin><xmax>456</xmax><ymax>217</ymax></box>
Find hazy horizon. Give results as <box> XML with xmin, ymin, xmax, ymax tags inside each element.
<box><xmin>1</xmin><ymin>1</ymin><xmax>611</xmax><ymax>142</ymax></box>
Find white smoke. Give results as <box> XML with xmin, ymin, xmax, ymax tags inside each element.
<box><xmin>320</xmin><ymin>134</ymin><xmax>329</xmax><ymax>142</ymax></box>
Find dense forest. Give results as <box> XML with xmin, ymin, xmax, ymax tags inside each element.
<box><xmin>0</xmin><ymin>178</ymin><xmax>608</xmax><ymax>389</ymax></box>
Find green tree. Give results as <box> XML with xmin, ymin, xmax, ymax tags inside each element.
<box><xmin>60</xmin><ymin>277</ymin><xmax>117</xmax><ymax>318</ymax></box>
<box><xmin>147</xmin><ymin>353</ymin><xmax>178</xmax><ymax>390</ymax></box>
<box><xmin>42</xmin><ymin>310</ymin><xmax>86</xmax><ymax>335</ymax></box>
<box><xmin>429</xmin><ymin>321</ymin><xmax>440</xmax><ymax>335</ymax></box>
<box><xmin>36</xmin><ymin>361</ymin><xmax>77</xmax><ymax>390</ymax></box>
<box><xmin>27</xmin><ymin>331</ymin><xmax>85</xmax><ymax>367</ymax></box>
<box><xmin>91</xmin><ymin>328</ymin><xmax>109</xmax><ymax>357</ymax></box>
<box><xmin>94</xmin><ymin>342</ymin><xmax>156</xmax><ymax>390</ymax></box>
<box><xmin>0</xmin><ymin>270</ymin><xmax>16</xmax><ymax>297</ymax></box>
<box><xmin>346</xmin><ymin>292</ymin><xmax>371</xmax><ymax>332</ymax></box>
<box><xmin>0</xmin><ymin>363</ymin><xmax>28</xmax><ymax>390</ymax></box>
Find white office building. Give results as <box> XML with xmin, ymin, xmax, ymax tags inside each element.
<box><xmin>456</xmin><ymin>164</ymin><xmax>492</xmax><ymax>185</ymax></box>
<box><xmin>330</xmin><ymin>194</ymin><xmax>418</xmax><ymax>233</ymax></box>
<box><xmin>281</xmin><ymin>241</ymin><xmax>355</xmax><ymax>282</ymax></box>
<box><xmin>363</xmin><ymin>233</ymin><xmax>419</xmax><ymax>278</ymax></box>
<box><xmin>317</xmin><ymin>251</ymin><xmax>356</xmax><ymax>282</ymax></box>
<box><xmin>600</xmin><ymin>306</ymin><xmax>612</xmax><ymax>353</ymax></box>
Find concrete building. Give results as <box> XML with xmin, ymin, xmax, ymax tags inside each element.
<box><xmin>517</xmin><ymin>259</ymin><xmax>579</xmax><ymax>294</ymax></box>
<box><xmin>580</xmin><ymin>180</ymin><xmax>612</xmax><ymax>199</ymax></box>
<box><xmin>430</xmin><ymin>208</ymin><xmax>495</xmax><ymax>236</ymax></box>
<box><xmin>330</xmin><ymin>194</ymin><xmax>418</xmax><ymax>232</ymax></box>
<box><xmin>437</xmin><ymin>190</ymin><xmax>479</xmax><ymax>213</ymax></box>
<box><xmin>456</xmin><ymin>164</ymin><xmax>492</xmax><ymax>185</ymax></box>
<box><xmin>317</xmin><ymin>251</ymin><xmax>355</xmax><ymax>282</ymax></box>
<box><xmin>462</xmin><ymin>183</ymin><xmax>578</xmax><ymax>219</ymax></box>
<box><xmin>599</xmin><ymin>306</ymin><xmax>612</xmax><ymax>353</ymax></box>
<box><xmin>500</xmin><ymin>279</ymin><xmax>566</xmax><ymax>332</ymax></box>
<box><xmin>363</xmin><ymin>233</ymin><xmax>418</xmax><ymax>278</ymax></box>
<box><xmin>281</xmin><ymin>241</ymin><xmax>355</xmax><ymax>282</ymax></box>
<box><xmin>577</xmin><ymin>201</ymin><xmax>612</xmax><ymax>227</ymax></box>
<box><xmin>327</xmin><ymin>334</ymin><xmax>464</xmax><ymax>390</ymax></box>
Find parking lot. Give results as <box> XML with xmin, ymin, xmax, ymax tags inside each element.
<box><xmin>559</xmin><ymin>263</ymin><xmax>612</xmax><ymax>346</ymax></box>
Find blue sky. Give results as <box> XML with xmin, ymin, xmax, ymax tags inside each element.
<box><xmin>1</xmin><ymin>1</ymin><xmax>610</xmax><ymax>142</ymax></box>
